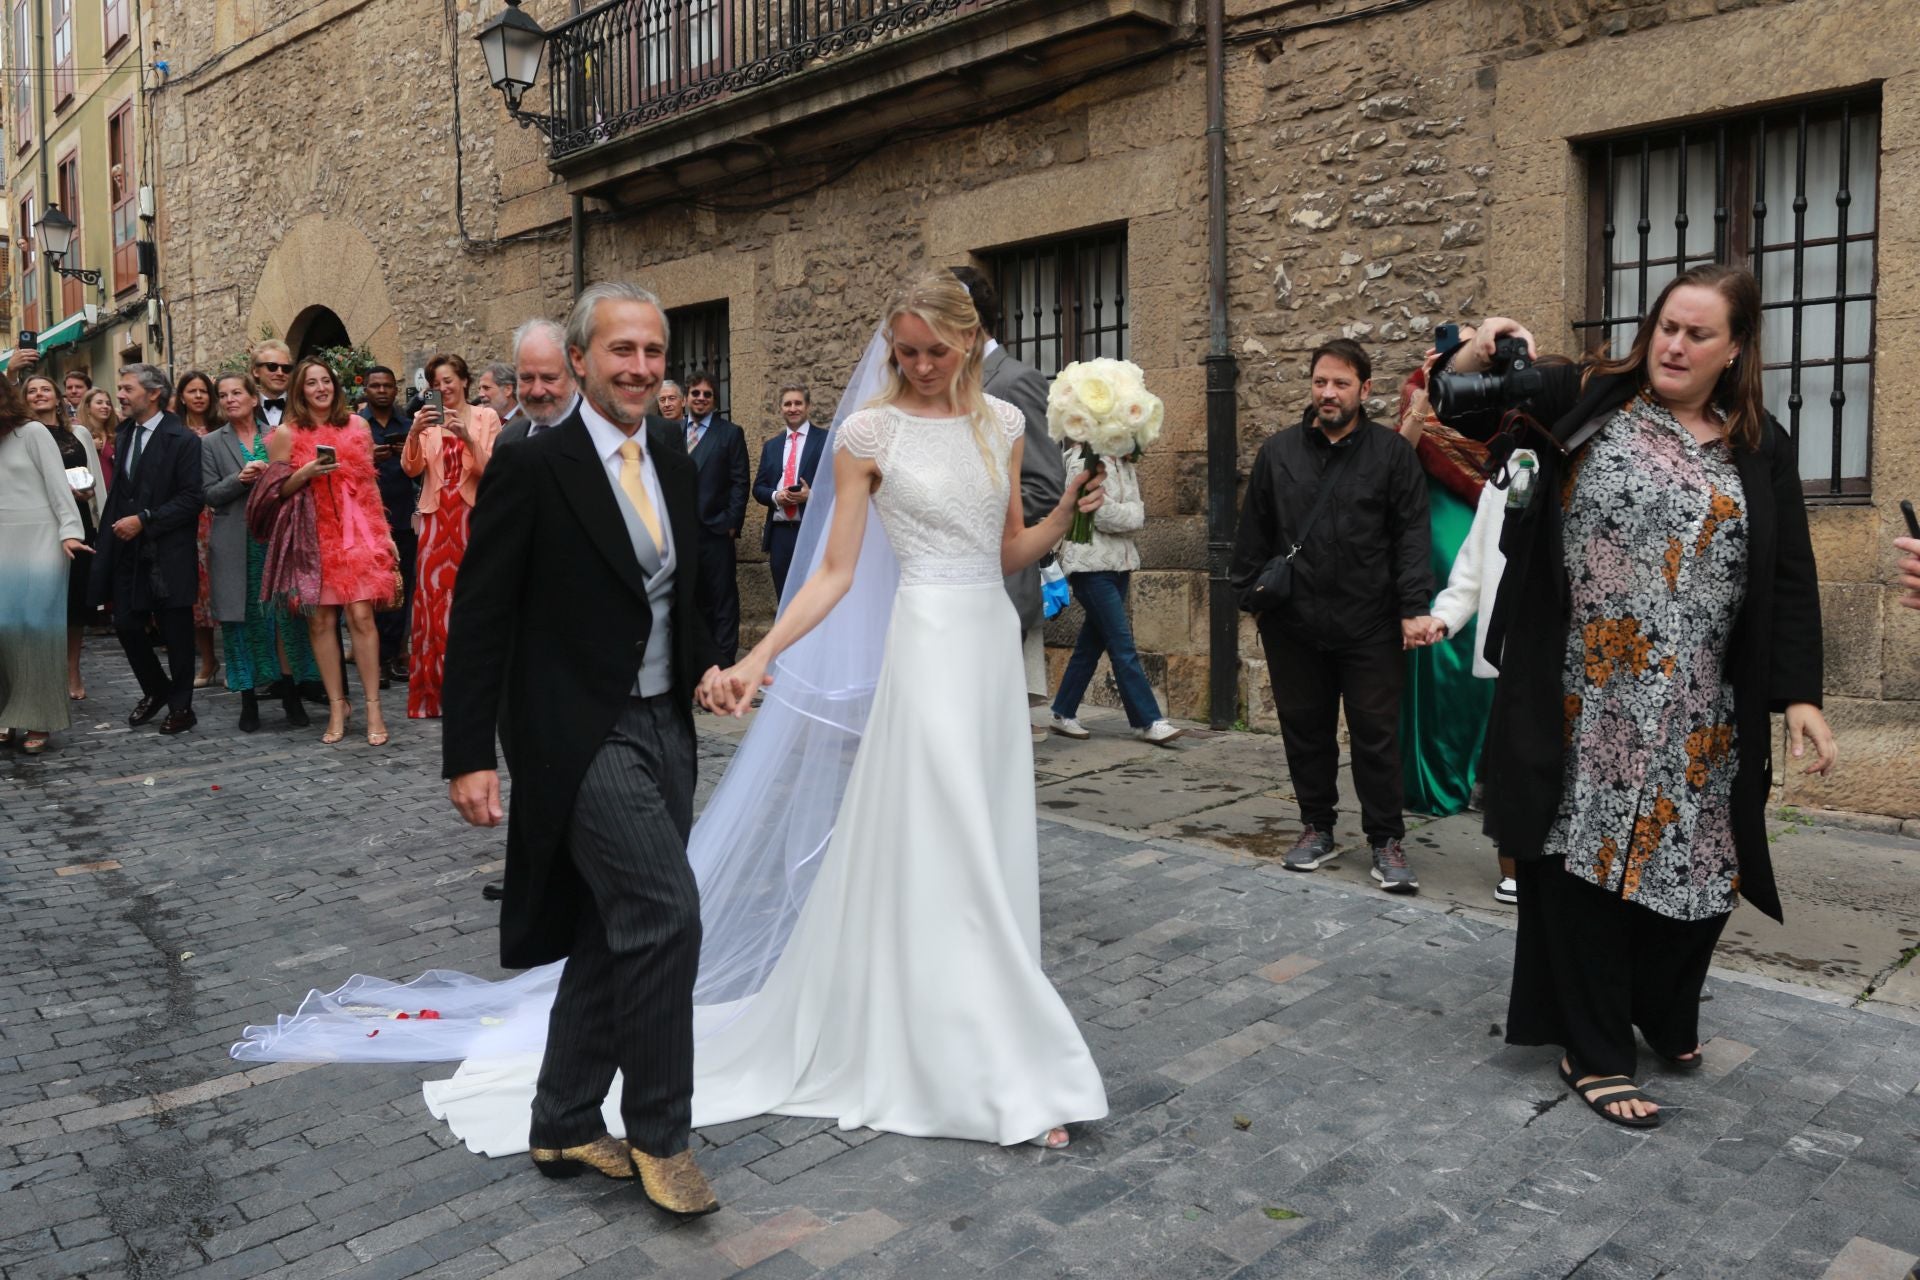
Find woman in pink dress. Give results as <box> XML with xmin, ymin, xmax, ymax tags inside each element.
<box><xmin>267</xmin><ymin>359</ymin><xmax>397</xmax><ymax>746</ymax></box>
<box><xmin>401</xmin><ymin>353</ymin><xmax>500</xmax><ymax>719</ymax></box>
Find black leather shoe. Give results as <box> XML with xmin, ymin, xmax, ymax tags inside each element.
<box><xmin>299</xmin><ymin>680</ymin><xmax>328</xmax><ymax>705</ymax></box>
<box><xmin>157</xmin><ymin>708</ymin><xmax>198</xmax><ymax>735</ymax></box>
<box><xmin>481</xmin><ymin>882</ymin><xmax>505</xmax><ymax>901</ymax></box>
<box><xmin>238</xmin><ymin>692</ymin><xmax>260</xmax><ymax>734</ymax></box>
<box><xmin>280</xmin><ymin>685</ymin><xmax>310</xmax><ymax>728</ymax></box>
<box><xmin>128</xmin><ymin>696</ymin><xmax>162</xmax><ymax>727</ymax></box>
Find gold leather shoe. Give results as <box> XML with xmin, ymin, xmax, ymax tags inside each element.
<box><xmin>529</xmin><ymin>1134</ymin><xmax>636</xmax><ymax>1180</ymax></box>
<box><xmin>630</xmin><ymin>1146</ymin><xmax>720</xmax><ymax>1216</ymax></box>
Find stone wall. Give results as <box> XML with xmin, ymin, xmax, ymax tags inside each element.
<box><xmin>147</xmin><ymin>0</ymin><xmax>1920</xmax><ymax>817</ymax></box>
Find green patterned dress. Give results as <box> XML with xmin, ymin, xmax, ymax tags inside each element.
<box><xmin>222</xmin><ymin>431</ymin><xmax>320</xmax><ymax>692</ymax></box>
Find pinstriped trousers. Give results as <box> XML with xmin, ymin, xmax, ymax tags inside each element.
<box><xmin>529</xmin><ymin>694</ymin><xmax>701</xmax><ymax>1157</ymax></box>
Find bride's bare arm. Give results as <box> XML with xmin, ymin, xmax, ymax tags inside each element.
<box><xmin>1001</xmin><ymin>437</ymin><xmax>1102</xmax><ymax>575</ymax></box>
<box><xmin>702</xmin><ymin>447</ymin><xmax>876</xmax><ymax>715</ymax></box>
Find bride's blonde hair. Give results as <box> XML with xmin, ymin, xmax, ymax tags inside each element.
<box><xmin>872</xmin><ymin>272</ymin><xmax>998</xmax><ymax>476</ymax></box>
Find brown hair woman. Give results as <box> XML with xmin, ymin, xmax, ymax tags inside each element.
<box><xmin>401</xmin><ymin>352</ymin><xmax>501</xmax><ymax>718</ymax></box>
<box><xmin>1434</xmin><ymin>264</ymin><xmax>1834</xmax><ymax>1129</ymax></box>
<box><xmin>266</xmin><ymin>359</ymin><xmax>397</xmax><ymax>746</ymax></box>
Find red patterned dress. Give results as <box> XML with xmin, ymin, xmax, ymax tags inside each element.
<box><xmin>285</xmin><ymin>419</ymin><xmax>396</xmax><ymax>606</ymax></box>
<box><xmin>407</xmin><ymin>432</ymin><xmax>472</xmax><ymax>719</ymax></box>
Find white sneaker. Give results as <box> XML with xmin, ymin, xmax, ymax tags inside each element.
<box><xmin>1494</xmin><ymin>877</ymin><xmax>1519</xmax><ymax>904</ymax></box>
<box><xmin>1049</xmin><ymin>714</ymin><xmax>1091</xmax><ymax>740</ymax></box>
<box><xmin>1136</xmin><ymin>719</ymin><xmax>1183</xmax><ymax>746</ymax></box>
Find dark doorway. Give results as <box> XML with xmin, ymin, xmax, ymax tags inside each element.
<box><xmin>288</xmin><ymin>305</ymin><xmax>350</xmax><ymax>357</ymax></box>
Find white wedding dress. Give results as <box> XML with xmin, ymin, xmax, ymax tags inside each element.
<box><xmin>247</xmin><ymin>392</ymin><xmax>1108</xmax><ymax>1153</ymax></box>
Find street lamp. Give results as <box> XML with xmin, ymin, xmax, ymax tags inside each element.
<box><xmin>35</xmin><ymin>204</ymin><xmax>102</xmax><ymax>287</ymax></box>
<box><xmin>477</xmin><ymin>0</ymin><xmax>558</xmax><ymax>135</ymax></box>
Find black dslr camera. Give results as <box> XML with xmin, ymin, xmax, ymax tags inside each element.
<box><xmin>1428</xmin><ymin>336</ymin><xmax>1546</xmax><ymax>420</ymax></box>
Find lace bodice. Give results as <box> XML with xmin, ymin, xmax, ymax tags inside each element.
<box><xmin>835</xmin><ymin>398</ymin><xmax>1026</xmax><ymax>587</ymax></box>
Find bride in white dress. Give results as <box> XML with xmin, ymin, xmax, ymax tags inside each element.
<box><xmin>234</xmin><ymin>273</ymin><xmax>1108</xmax><ymax>1153</ymax></box>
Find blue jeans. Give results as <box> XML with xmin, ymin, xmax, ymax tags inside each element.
<box><xmin>1051</xmin><ymin>571</ymin><xmax>1162</xmax><ymax>728</ymax></box>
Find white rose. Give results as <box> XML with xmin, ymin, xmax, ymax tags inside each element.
<box><xmin>1051</xmin><ymin>405</ymin><xmax>1100</xmax><ymax>446</ymax></box>
<box><xmin>1132</xmin><ymin>395</ymin><xmax>1165</xmax><ymax>451</ymax></box>
<box><xmin>1073</xmin><ymin>369</ymin><xmax>1118</xmax><ymax>419</ymax></box>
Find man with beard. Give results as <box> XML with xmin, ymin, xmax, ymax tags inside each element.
<box><xmin>1230</xmin><ymin>339</ymin><xmax>1432</xmax><ymax>893</ymax></box>
<box><xmin>498</xmin><ymin>319</ymin><xmax>580</xmax><ymax>446</ymax></box>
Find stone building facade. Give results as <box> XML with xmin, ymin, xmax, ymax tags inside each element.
<box><xmin>146</xmin><ymin>0</ymin><xmax>1919</xmax><ymax>818</ymax></box>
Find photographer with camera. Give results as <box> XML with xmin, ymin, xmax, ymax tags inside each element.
<box><xmin>1230</xmin><ymin>339</ymin><xmax>1433</xmax><ymax>894</ymax></box>
<box><xmin>1430</xmin><ymin>265</ymin><xmax>1834</xmax><ymax>1130</ymax></box>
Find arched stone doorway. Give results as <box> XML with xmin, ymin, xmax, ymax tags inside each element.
<box><xmin>288</xmin><ymin>305</ymin><xmax>351</xmax><ymax>357</ymax></box>
<box><xmin>246</xmin><ymin>215</ymin><xmax>402</xmax><ymax>373</ymax></box>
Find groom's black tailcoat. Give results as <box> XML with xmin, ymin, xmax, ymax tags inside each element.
<box><xmin>441</xmin><ymin>407</ymin><xmax>719</xmax><ymax>970</ymax></box>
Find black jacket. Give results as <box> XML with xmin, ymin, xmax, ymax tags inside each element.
<box><xmin>440</xmin><ymin>407</ymin><xmax>721</xmax><ymax>968</ymax></box>
<box><xmin>1433</xmin><ymin>361</ymin><xmax>1822</xmax><ymax>922</ymax></box>
<box><xmin>90</xmin><ymin>413</ymin><xmax>204</xmax><ymax>614</ymax></box>
<box><xmin>684</xmin><ymin>413</ymin><xmax>751</xmax><ymax>537</ymax></box>
<box><xmin>1229</xmin><ymin>410</ymin><xmax>1432</xmax><ymax>649</ymax></box>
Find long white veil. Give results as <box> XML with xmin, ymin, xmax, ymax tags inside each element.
<box><xmin>231</xmin><ymin>330</ymin><xmax>899</xmax><ymax>1064</ymax></box>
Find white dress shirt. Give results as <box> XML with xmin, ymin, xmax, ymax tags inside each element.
<box><xmin>771</xmin><ymin>421</ymin><xmax>812</xmax><ymax>523</ymax></box>
<box><xmin>578</xmin><ymin>396</ymin><xmax>672</xmax><ymax>565</ymax></box>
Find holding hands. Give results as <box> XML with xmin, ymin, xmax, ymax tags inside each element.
<box><xmin>699</xmin><ymin>660</ymin><xmax>764</xmax><ymax>719</ymax></box>
<box><xmin>1897</xmin><ymin>535</ymin><xmax>1920</xmax><ymax>611</ymax></box>
<box><xmin>1402</xmin><ymin>616</ymin><xmax>1447</xmax><ymax>650</ymax></box>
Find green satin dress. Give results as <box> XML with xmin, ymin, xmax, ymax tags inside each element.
<box><xmin>1400</xmin><ymin>479</ymin><xmax>1494</xmax><ymax>817</ymax></box>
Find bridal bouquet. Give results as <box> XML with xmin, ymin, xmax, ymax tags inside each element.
<box><xmin>1046</xmin><ymin>357</ymin><xmax>1164</xmax><ymax>544</ymax></box>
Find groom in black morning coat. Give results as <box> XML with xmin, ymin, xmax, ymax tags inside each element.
<box><xmin>440</xmin><ymin>284</ymin><xmax>724</xmax><ymax>1216</ymax></box>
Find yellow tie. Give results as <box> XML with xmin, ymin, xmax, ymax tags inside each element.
<box><xmin>617</xmin><ymin>440</ymin><xmax>665</xmax><ymax>551</ymax></box>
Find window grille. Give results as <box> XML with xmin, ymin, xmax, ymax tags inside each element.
<box><xmin>1579</xmin><ymin>94</ymin><xmax>1880</xmax><ymax>497</ymax></box>
<box><xmin>667</xmin><ymin>300</ymin><xmax>731</xmax><ymax>419</ymax></box>
<box><xmin>982</xmin><ymin>226</ymin><xmax>1129</xmax><ymax>379</ymax></box>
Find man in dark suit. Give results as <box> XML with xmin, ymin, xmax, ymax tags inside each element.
<box><xmin>251</xmin><ymin>341</ymin><xmax>295</xmax><ymax>429</ymax></box>
<box><xmin>679</xmin><ymin>371</ymin><xmax>750</xmax><ymax>663</ymax></box>
<box><xmin>953</xmin><ymin>267</ymin><xmax>1065</xmax><ymax>741</ymax></box>
<box><xmin>442</xmin><ymin>283</ymin><xmax>724</xmax><ymax>1216</ymax></box>
<box><xmin>91</xmin><ymin>364</ymin><xmax>205</xmax><ymax>734</ymax></box>
<box><xmin>496</xmin><ymin>318</ymin><xmax>580</xmax><ymax>448</ymax></box>
<box><xmin>750</xmin><ymin>383</ymin><xmax>828</xmax><ymax>599</ymax></box>
<box><xmin>359</xmin><ymin>365</ymin><xmax>416</xmax><ymax>685</ymax></box>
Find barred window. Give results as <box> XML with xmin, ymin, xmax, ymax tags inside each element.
<box><xmin>982</xmin><ymin>226</ymin><xmax>1128</xmax><ymax>379</ymax></box>
<box><xmin>1580</xmin><ymin>94</ymin><xmax>1880</xmax><ymax>498</ymax></box>
<box><xmin>667</xmin><ymin>300</ymin><xmax>730</xmax><ymax>418</ymax></box>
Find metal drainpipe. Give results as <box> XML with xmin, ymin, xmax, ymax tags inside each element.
<box><xmin>31</xmin><ymin>0</ymin><xmax>52</xmax><ymax>332</ymax></box>
<box><xmin>1204</xmin><ymin>0</ymin><xmax>1241</xmax><ymax>729</ymax></box>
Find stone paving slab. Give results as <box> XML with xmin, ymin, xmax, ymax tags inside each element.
<box><xmin>3</xmin><ymin>647</ymin><xmax>1919</xmax><ymax>1278</ymax></box>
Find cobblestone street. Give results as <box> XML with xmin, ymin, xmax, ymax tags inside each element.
<box><xmin>4</xmin><ymin>647</ymin><xmax>1919</xmax><ymax>1279</ymax></box>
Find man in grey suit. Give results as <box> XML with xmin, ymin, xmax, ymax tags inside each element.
<box><xmin>953</xmin><ymin>267</ymin><xmax>1065</xmax><ymax>739</ymax></box>
<box><xmin>497</xmin><ymin>319</ymin><xmax>580</xmax><ymax>447</ymax></box>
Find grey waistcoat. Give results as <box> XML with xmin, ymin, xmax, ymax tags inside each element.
<box><xmin>610</xmin><ymin>471</ymin><xmax>676</xmax><ymax>698</ymax></box>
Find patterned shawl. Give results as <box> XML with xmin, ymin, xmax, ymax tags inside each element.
<box><xmin>246</xmin><ymin>461</ymin><xmax>321</xmax><ymax>613</ymax></box>
<box><xmin>1396</xmin><ymin>365</ymin><xmax>1489</xmax><ymax>507</ymax></box>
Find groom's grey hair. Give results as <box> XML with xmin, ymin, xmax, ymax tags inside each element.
<box><xmin>565</xmin><ymin>283</ymin><xmax>670</xmax><ymax>355</ymax></box>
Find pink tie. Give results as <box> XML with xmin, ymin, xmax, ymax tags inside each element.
<box><xmin>780</xmin><ymin>429</ymin><xmax>801</xmax><ymax>519</ymax></box>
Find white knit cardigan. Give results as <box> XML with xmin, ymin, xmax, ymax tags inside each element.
<box><xmin>1056</xmin><ymin>448</ymin><xmax>1145</xmax><ymax>575</ymax></box>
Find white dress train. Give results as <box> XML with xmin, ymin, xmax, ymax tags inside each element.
<box><xmin>420</xmin><ymin>399</ymin><xmax>1108</xmax><ymax>1153</ymax></box>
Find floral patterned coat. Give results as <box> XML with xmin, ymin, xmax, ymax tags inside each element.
<box><xmin>1432</xmin><ymin>362</ymin><xmax>1823</xmax><ymax>923</ymax></box>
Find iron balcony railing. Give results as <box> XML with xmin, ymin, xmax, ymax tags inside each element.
<box><xmin>544</xmin><ymin>0</ymin><xmax>1002</xmax><ymax>159</ymax></box>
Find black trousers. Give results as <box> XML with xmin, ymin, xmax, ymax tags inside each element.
<box><xmin>531</xmin><ymin>695</ymin><xmax>700</xmax><ymax>1157</ymax></box>
<box><xmin>1507</xmin><ymin>857</ymin><xmax>1727</xmax><ymax>1079</ymax></box>
<box><xmin>695</xmin><ymin>530</ymin><xmax>740</xmax><ymax>665</ymax></box>
<box><xmin>374</xmin><ymin>526</ymin><xmax>417</xmax><ymax>666</ymax></box>
<box><xmin>116</xmin><ymin>605</ymin><xmax>196</xmax><ymax>714</ymax></box>
<box><xmin>1258</xmin><ymin>624</ymin><xmax>1406</xmax><ymax>844</ymax></box>
<box><xmin>766</xmin><ymin>522</ymin><xmax>801</xmax><ymax>601</ymax></box>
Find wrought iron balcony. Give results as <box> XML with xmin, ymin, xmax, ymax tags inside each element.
<box><xmin>537</xmin><ymin>0</ymin><xmax>1180</xmax><ymax>198</ymax></box>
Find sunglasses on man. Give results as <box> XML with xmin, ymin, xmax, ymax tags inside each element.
<box><xmin>255</xmin><ymin>361</ymin><xmax>293</xmax><ymax>374</ymax></box>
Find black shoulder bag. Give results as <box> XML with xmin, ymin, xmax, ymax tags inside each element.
<box><xmin>1241</xmin><ymin>446</ymin><xmax>1349</xmax><ymax>614</ymax></box>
